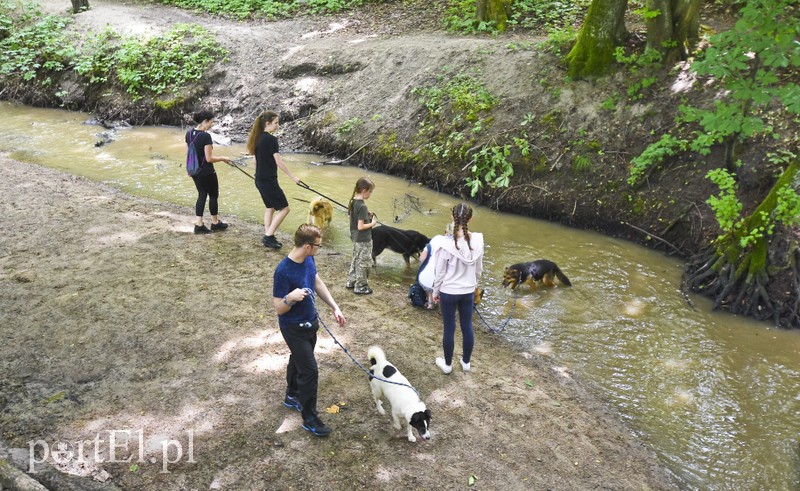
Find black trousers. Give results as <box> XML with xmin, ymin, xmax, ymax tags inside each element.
<box><xmin>280</xmin><ymin>323</ymin><xmax>319</xmax><ymax>421</ymax></box>
<box><xmin>192</xmin><ymin>172</ymin><xmax>219</xmax><ymax>216</ymax></box>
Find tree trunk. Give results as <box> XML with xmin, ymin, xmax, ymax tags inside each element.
<box><xmin>71</xmin><ymin>0</ymin><xmax>89</xmax><ymax>14</ymax></box>
<box><xmin>684</xmin><ymin>159</ymin><xmax>800</xmax><ymax>328</ymax></box>
<box><xmin>564</xmin><ymin>0</ymin><xmax>629</xmax><ymax>79</ymax></box>
<box><xmin>645</xmin><ymin>0</ymin><xmax>702</xmax><ymax>64</ymax></box>
<box><xmin>476</xmin><ymin>0</ymin><xmax>513</xmax><ymax>32</ymax></box>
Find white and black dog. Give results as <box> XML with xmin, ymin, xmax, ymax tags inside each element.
<box><xmin>367</xmin><ymin>346</ymin><xmax>432</xmax><ymax>442</ymax></box>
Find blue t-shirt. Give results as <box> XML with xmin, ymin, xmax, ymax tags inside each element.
<box><xmin>273</xmin><ymin>255</ymin><xmax>317</xmax><ymax>327</ymax></box>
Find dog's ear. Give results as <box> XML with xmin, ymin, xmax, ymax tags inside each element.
<box><xmin>425</xmin><ymin>409</ymin><xmax>431</xmax><ymax>419</ymax></box>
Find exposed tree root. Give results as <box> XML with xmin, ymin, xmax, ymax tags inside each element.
<box><xmin>684</xmin><ymin>231</ymin><xmax>800</xmax><ymax>329</ymax></box>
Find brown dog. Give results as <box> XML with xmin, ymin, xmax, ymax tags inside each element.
<box><xmin>307</xmin><ymin>197</ymin><xmax>333</xmax><ymax>229</ymax></box>
<box><xmin>502</xmin><ymin>260</ymin><xmax>572</xmax><ymax>291</ymax></box>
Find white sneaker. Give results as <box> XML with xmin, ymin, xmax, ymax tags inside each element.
<box><xmin>435</xmin><ymin>357</ymin><xmax>452</xmax><ymax>374</ymax></box>
<box><xmin>460</xmin><ymin>358</ymin><xmax>471</xmax><ymax>372</ymax></box>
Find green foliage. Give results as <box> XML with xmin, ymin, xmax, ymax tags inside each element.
<box><xmin>705</xmin><ymin>166</ymin><xmax>800</xmax><ymax>249</ymax></box>
<box><xmin>466</xmin><ymin>143</ymin><xmax>514</xmax><ymax>196</ymax></box>
<box><xmin>706</xmin><ymin>168</ymin><xmax>743</xmax><ymax>232</ymax></box>
<box><xmin>508</xmin><ymin>0</ymin><xmax>590</xmax><ymax>31</ymax></box>
<box><xmin>413</xmin><ymin>72</ymin><xmax>497</xmax><ymax>125</ymax></box>
<box><xmin>538</xmin><ymin>26</ymin><xmax>578</xmax><ymax>55</ymax></box>
<box><xmin>628</xmin><ymin>134</ymin><xmax>688</xmax><ymax>186</ymax></box>
<box><xmin>444</xmin><ymin>0</ymin><xmax>496</xmax><ymax>34</ymax></box>
<box><xmin>73</xmin><ymin>28</ymin><xmax>120</xmax><ymax>84</ymax></box>
<box><xmin>774</xmin><ymin>184</ymin><xmax>800</xmax><ymax>227</ymax></box>
<box><xmin>630</xmin><ymin>0</ymin><xmax>800</xmax><ymax>194</ymax></box>
<box><xmin>572</xmin><ymin>154</ymin><xmax>592</xmax><ymax>172</ymax></box>
<box><xmin>632</xmin><ymin>6</ymin><xmax>661</xmax><ymax>20</ymax></box>
<box><xmin>0</xmin><ymin>1</ymin><xmax>76</xmax><ymax>82</ymax></box>
<box><xmin>154</xmin><ymin>0</ymin><xmax>370</xmax><ymax>19</ymax></box>
<box><xmin>110</xmin><ymin>24</ymin><xmax>225</xmax><ymax>100</ymax></box>
<box><xmin>601</xmin><ymin>93</ymin><xmax>619</xmax><ymax>111</ymax></box>
<box><xmin>337</xmin><ymin>116</ymin><xmax>363</xmax><ymax>135</ymax></box>
<box><xmin>0</xmin><ymin>2</ymin><xmax>226</xmax><ymax>102</ymax></box>
<box><xmin>445</xmin><ymin>0</ymin><xmax>588</xmax><ymax>34</ymax></box>
<box><xmin>679</xmin><ymin>0</ymin><xmax>800</xmax><ymax>152</ymax></box>
<box><xmin>412</xmin><ymin>70</ymin><xmax>521</xmax><ymax>196</ymax></box>
<box><xmin>613</xmin><ymin>47</ymin><xmax>662</xmax><ymax>99</ymax></box>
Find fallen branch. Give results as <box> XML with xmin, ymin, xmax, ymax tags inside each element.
<box><xmin>621</xmin><ymin>221</ymin><xmax>684</xmax><ymax>256</ymax></box>
<box><xmin>311</xmin><ymin>141</ymin><xmax>371</xmax><ymax>165</ymax></box>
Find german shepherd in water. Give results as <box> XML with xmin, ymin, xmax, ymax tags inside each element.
<box><xmin>502</xmin><ymin>260</ymin><xmax>572</xmax><ymax>291</ymax></box>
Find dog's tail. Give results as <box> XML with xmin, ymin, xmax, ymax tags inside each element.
<box><xmin>367</xmin><ymin>345</ymin><xmax>387</xmax><ymax>367</ymax></box>
<box><xmin>554</xmin><ymin>266</ymin><xmax>572</xmax><ymax>287</ymax></box>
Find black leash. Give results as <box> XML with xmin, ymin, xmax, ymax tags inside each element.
<box><xmin>306</xmin><ymin>289</ymin><xmax>420</xmax><ymax>396</ymax></box>
<box><xmin>474</xmin><ymin>292</ymin><xmax>519</xmax><ymax>334</ymax></box>
<box><xmin>296</xmin><ymin>181</ymin><xmax>349</xmax><ymax>211</ymax></box>
<box><xmin>224</xmin><ymin>159</ymin><xmax>256</xmax><ymax>180</ymax></box>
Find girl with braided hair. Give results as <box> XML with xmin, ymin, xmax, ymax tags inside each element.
<box><xmin>431</xmin><ymin>203</ymin><xmax>484</xmax><ymax>374</ymax></box>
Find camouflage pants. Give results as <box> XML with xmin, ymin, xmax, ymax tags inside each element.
<box><xmin>346</xmin><ymin>240</ymin><xmax>372</xmax><ymax>291</ymax></box>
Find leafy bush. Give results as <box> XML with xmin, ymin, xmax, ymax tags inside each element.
<box><xmin>153</xmin><ymin>0</ymin><xmax>372</xmax><ymax>19</ymax></box>
<box><xmin>74</xmin><ymin>28</ymin><xmax>120</xmax><ymax>85</ymax></box>
<box><xmin>111</xmin><ymin>24</ymin><xmax>225</xmax><ymax>100</ymax></box>
<box><xmin>337</xmin><ymin>117</ymin><xmax>363</xmax><ymax>135</ymax></box>
<box><xmin>466</xmin><ymin>143</ymin><xmax>514</xmax><ymax>196</ymax></box>
<box><xmin>628</xmin><ymin>134</ymin><xmax>688</xmax><ymax>186</ymax></box>
<box><xmin>445</xmin><ymin>0</ymin><xmax>589</xmax><ymax>34</ymax></box>
<box><xmin>0</xmin><ymin>1</ymin><xmax>75</xmax><ymax>83</ymax></box>
<box><xmin>705</xmin><ymin>168</ymin><xmax>743</xmax><ymax>232</ymax></box>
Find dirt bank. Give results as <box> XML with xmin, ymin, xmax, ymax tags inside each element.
<box><xmin>0</xmin><ymin>155</ymin><xmax>678</xmax><ymax>489</ymax></box>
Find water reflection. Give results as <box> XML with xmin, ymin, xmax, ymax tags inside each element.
<box><xmin>1</xmin><ymin>102</ymin><xmax>799</xmax><ymax>490</ymax></box>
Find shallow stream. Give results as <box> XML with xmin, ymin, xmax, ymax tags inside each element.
<box><xmin>1</xmin><ymin>102</ymin><xmax>798</xmax><ymax>490</ymax></box>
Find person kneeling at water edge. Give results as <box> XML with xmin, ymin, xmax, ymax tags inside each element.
<box><xmin>272</xmin><ymin>224</ymin><xmax>347</xmax><ymax>436</ymax></box>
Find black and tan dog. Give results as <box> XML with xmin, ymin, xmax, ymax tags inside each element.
<box><xmin>502</xmin><ymin>260</ymin><xmax>572</xmax><ymax>291</ymax></box>
<box><xmin>371</xmin><ymin>225</ymin><xmax>429</xmax><ymax>267</ymax></box>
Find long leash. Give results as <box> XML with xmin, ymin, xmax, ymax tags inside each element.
<box><xmin>306</xmin><ymin>289</ymin><xmax>420</xmax><ymax>396</ymax></box>
<box><xmin>225</xmin><ymin>160</ymin><xmax>256</xmax><ymax>180</ymax></box>
<box><xmin>474</xmin><ymin>292</ymin><xmax>519</xmax><ymax>334</ymax></box>
<box><xmin>225</xmin><ymin>159</ymin><xmax>422</xmax><ymax>262</ymax></box>
<box><xmin>225</xmin><ymin>161</ymin><xmax>351</xmax><ymax>215</ymax></box>
<box><xmin>296</xmin><ymin>181</ymin><xmax>349</xmax><ymax>211</ymax></box>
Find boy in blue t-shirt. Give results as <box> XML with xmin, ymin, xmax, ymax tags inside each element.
<box><xmin>272</xmin><ymin>224</ymin><xmax>346</xmax><ymax>437</ymax></box>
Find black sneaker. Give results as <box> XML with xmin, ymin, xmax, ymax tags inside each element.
<box><xmin>261</xmin><ymin>235</ymin><xmax>282</xmax><ymax>249</ymax></box>
<box><xmin>354</xmin><ymin>287</ymin><xmax>373</xmax><ymax>295</ymax></box>
<box><xmin>302</xmin><ymin>416</ymin><xmax>331</xmax><ymax>437</ymax></box>
<box><xmin>345</xmin><ymin>283</ymin><xmax>355</xmax><ymax>289</ymax></box>
<box><xmin>194</xmin><ymin>224</ymin><xmax>211</xmax><ymax>235</ymax></box>
<box><xmin>210</xmin><ymin>221</ymin><xmax>228</xmax><ymax>231</ymax></box>
<box><xmin>283</xmin><ymin>395</ymin><xmax>302</xmax><ymax>413</ymax></box>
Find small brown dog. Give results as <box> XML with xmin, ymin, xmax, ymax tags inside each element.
<box><xmin>474</xmin><ymin>287</ymin><xmax>484</xmax><ymax>305</ymax></box>
<box><xmin>502</xmin><ymin>260</ymin><xmax>571</xmax><ymax>291</ymax></box>
<box><xmin>307</xmin><ymin>197</ymin><xmax>333</xmax><ymax>229</ymax></box>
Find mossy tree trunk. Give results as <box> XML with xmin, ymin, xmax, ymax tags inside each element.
<box><xmin>476</xmin><ymin>0</ymin><xmax>513</xmax><ymax>32</ymax></box>
<box><xmin>71</xmin><ymin>0</ymin><xmax>89</xmax><ymax>13</ymax></box>
<box><xmin>565</xmin><ymin>0</ymin><xmax>629</xmax><ymax>79</ymax></box>
<box><xmin>645</xmin><ymin>0</ymin><xmax>702</xmax><ymax>64</ymax></box>
<box><xmin>685</xmin><ymin>159</ymin><xmax>800</xmax><ymax>328</ymax></box>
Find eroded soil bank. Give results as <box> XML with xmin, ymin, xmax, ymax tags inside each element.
<box><xmin>0</xmin><ymin>155</ymin><xmax>677</xmax><ymax>489</ymax></box>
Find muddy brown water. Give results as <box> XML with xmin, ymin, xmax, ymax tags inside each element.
<box><xmin>2</xmin><ymin>102</ymin><xmax>799</xmax><ymax>490</ymax></box>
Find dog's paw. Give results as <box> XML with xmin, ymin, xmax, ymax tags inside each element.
<box><xmin>377</xmin><ymin>407</ymin><xmax>385</xmax><ymax>416</ymax></box>
<box><xmin>392</xmin><ymin>421</ymin><xmax>402</xmax><ymax>430</ymax></box>
<box><xmin>407</xmin><ymin>434</ymin><xmax>417</xmax><ymax>443</ymax></box>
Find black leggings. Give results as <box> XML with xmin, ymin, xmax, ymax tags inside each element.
<box><xmin>192</xmin><ymin>173</ymin><xmax>219</xmax><ymax>216</ymax></box>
